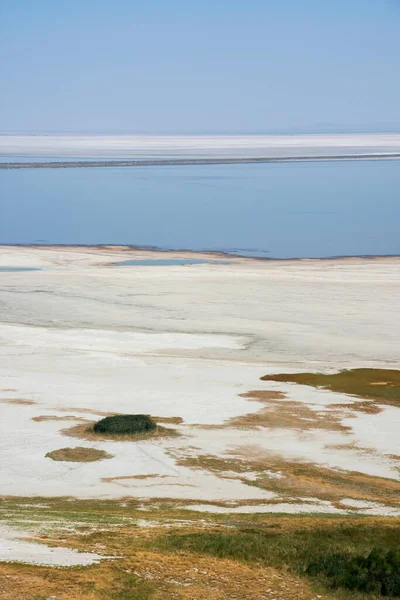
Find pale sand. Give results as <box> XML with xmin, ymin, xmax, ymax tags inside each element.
<box><xmin>0</xmin><ymin>246</ymin><xmax>399</xmax><ymax>511</ymax></box>
<box><xmin>184</xmin><ymin>502</ymin><xmax>400</xmax><ymax>516</ymax></box>
<box><xmin>0</xmin><ymin>524</ymin><xmax>105</xmax><ymax>566</ymax></box>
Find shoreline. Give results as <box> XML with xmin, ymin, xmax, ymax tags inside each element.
<box><xmin>2</xmin><ymin>152</ymin><xmax>400</xmax><ymax>169</ymax></box>
<box><xmin>1</xmin><ymin>243</ymin><xmax>399</xmax><ymax>263</ymax></box>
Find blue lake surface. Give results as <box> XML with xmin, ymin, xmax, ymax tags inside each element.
<box><xmin>0</xmin><ymin>267</ymin><xmax>41</xmax><ymax>272</ymax></box>
<box><xmin>114</xmin><ymin>259</ymin><xmax>227</xmax><ymax>266</ymax></box>
<box><xmin>1</xmin><ymin>161</ymin><xmax>399</xmax><ymax>258</ymax></box>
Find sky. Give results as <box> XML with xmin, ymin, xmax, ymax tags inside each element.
<box><xmin>1</xmin><ymin>0</ymin><xmax>400</xmax><ymax>134</ymax></box>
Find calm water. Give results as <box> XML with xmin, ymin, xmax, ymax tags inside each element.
<box><xmin>0</xmin><ymin>267</ymin><xmax>41</xmax><ymax>272</ymax></box>
<box><xmin>1</xmin><ymin>161</ymin><xmax>399</xmax><ymax>258</ymax></box>
<box><xmin>114</xmin><ymin>259</ymin><xmax>227</xmax><ymax>266</ymax></box>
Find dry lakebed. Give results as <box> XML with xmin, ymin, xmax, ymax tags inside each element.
<box><xmin>0</xmin><ymin>245</ymin><xmax>399</xmax><ymax>599</ymax></box>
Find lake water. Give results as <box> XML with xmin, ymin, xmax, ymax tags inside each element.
<box><xmin>0</xmin><ymin>267</ymin><xmax>42</xmax><ymax>272</ymax></box>
<box><xmin>1</xmin><ymin>161</ymin><xmax>399</xmax><ymax>258</ymax></box>
<box><xmin>114</xmin><ymin>259</ymin><xmax>227</xmax><ymax>266</ymax></box>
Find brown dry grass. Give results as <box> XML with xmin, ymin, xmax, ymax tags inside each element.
<box><xmin>1</xmin><ymin>496</ymin><xmax>400</xmax><ymax>600</ymax></box>
<box><xmin>205</xmin><ymin>390</ymin><xmax>351</xmax><ymax>432</ymax></box>
<box><xmin>0</xmin><ymin>551</ymin><xmax>321</xmax><ymax>600</ymax></box>
<box><xmin>125</xmin><ymin>549</ymin><xmax>319</xmax><ymax>600</ymax></box>
<box><xmin>45</xmin><ymin>447</ymin><xmax>113</xmax><ymax>462</ymax></box>
<box><xmin>62</xmin><ymin>422</ymin><xmax>180</xmax><ymax>442</ymax></box>
<box><xmin>177</xmin><ymin>452</ymin><xmax>400</xmax><ymax>506</ymax></box>
<box><xmin>0</xmin><ymin>515</ymin><xmax>339</xmax><ymax>600</ymax></box>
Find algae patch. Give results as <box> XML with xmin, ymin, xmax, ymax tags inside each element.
<box><xmin>261</xmin><ymin>368</ymin><xmax>400</xmax><ymax>408</ymax></box>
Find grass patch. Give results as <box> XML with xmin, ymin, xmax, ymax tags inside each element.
<box><xmin>261</xmin><ymin>368</ymin><xmax>400</xmax><ymax>407</ymax></box>
<box><xmin>45</xmin><ymin>447</ymin><xmax>113</xmax><ymax>462</ymax></box>
<box><xmin>100</xmin><ymin>573</ymin><xmax>156</xmax><ymax>599</ymax></box>
<box><xmin>156</xmin><ymin>521</ymin><xmax>400</xmax><ymax>597</ymax></box>
<box><xmin>156</xmin><ymin>521</ymin><xmax>400</xmax><ymax>567</ymax></box>
<box><xmin>307</xmin><ymin>548</ymin><xmax>400</xmax><ymax>596</ymax></box>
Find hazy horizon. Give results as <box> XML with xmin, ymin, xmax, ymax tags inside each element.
<box><xmin>2</xmin><ymin>133</ymin><xmax>400</xmax><ymax>161</ymax></box>
<box><xmin>1</xmin><ymin>1</ymin><xmax>399</xmax><ymax>133</ymax></box>
<box><xmin>3</xmin><ymin>127</ymin><xmax>400</xmax><ymax>136</ymax></box>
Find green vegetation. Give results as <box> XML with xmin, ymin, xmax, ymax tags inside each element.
<box><xmin>261</xmin><ymin>368</ymin><xmax>400</xmax><ymax>407</ymax></box>
<box><xmin>2</xmin><ymin>497</ymin><xmax>400</xmax><ymax>599</ymax></box>
<box><xmin>307</xmin><ymin>548</ymin><xmax>400</xmax><ymax>596</ymax></box>
<box><xmin>101</xmin><ymin>573</ymin><xmax>156</xmax><ymax>600</ymax></box>
<box><xmin>93</xmin><ymin>414</ymin><xmax>157</xmax><ymax>435</ymax></box>
<box><xmin>156</xmin><ymin>523</ymin><xmax>400</xmax><ymax>567</ymax></box>
<box><xmin>45</xmin><ymin>447</ymin><xmax>112</xmax><ymax>462</ymax></box>
<box><xmin>156</xmin><ymin>522</ymin><xmax>400</xmax><ymax>597</ymax></box>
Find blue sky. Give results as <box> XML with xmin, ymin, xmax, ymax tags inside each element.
<box><xmin>1</xmin><ymin>0</ymin><xmax>400</xmax><ymax>133</ymax></box>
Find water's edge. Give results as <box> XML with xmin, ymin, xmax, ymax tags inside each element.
<box><xmin>2</xmin><ymin>153</ymin><xmax>400</xmax><ymax>169</ymax></box>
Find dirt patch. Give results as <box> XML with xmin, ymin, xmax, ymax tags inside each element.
<box><xmin>152</xmin><ymin>416</ymin><xmax>184</xmax><ymax>425</ymax></box>
<box><xmin>177</xmin><ymin>452</ymin><xmax>400</xmax><ymax>506</ymax></box>
<box><xmin>0</xmin><ymin>398</ymin><xmax>36</xmax><ymax>405</ymax></box>
<box><xmin>62</xmin><ymin>422</ymin><xmax>180</xmax><ymax>442</ymax></box>
<box><xmin>33</xmin><ymin>415</ymin><xmax>91</xmax><ymax>422</ymax></box>
<box><xmin>241</xmin><ymin>391</ymin><xmax>286</xmax><ymax>402</ymax></box>
<box><xmin>387</xmin><ymin>454</ymin><xmax>400</xmax><ymax>461</ymax></box>
<box><xmin>204</xmin><ymin>390</ymin><xmax>350</xmax><ymax>432</ymax></box>
<box><xmin>334</xmin><ymin>400</ymin><xmax>383</xmax><ymax>414</ymax></box>
<box><xmin>104</xmin><ymin>473</ymin><xmax>170</xmax><ymax>482</ymax></box>
<box><xmin>102</xmin><ymin>474</ymin><xmax>172</xmax><ymax>485</ymax></box>
<box><xmin>324</xmin><ymin>442</ymin><xmax>376</xmax><ymax>454</ymax></box>
<box><xmin>46</xmin><ymin>447</ymin><xmax>113</xmax><ymax>462</ymax></box>
<box><xmin>55</xmin><ymin>406</ymin><xmax>116</xmax><ymax>417</ymax></box>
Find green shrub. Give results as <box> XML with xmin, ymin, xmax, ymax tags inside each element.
<box><xmin>93</xmin><ymin>414</ymin><xmax>156</xmax><ymax>435</ymax></box>
<box><xmin>307</xmin><ymin>548</ymin><xmax>400</xmax><ymax>596</ymax></box>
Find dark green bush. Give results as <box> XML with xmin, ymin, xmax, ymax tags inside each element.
<box><xmin>93</xmin><ymin>414</ymin><xmax>156</xmax><ymax>435</ymax></box>
<box><xmin>307</xmin><ymin>548</ymin><xmax>400</xmax><ymax>596</ymax></box>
